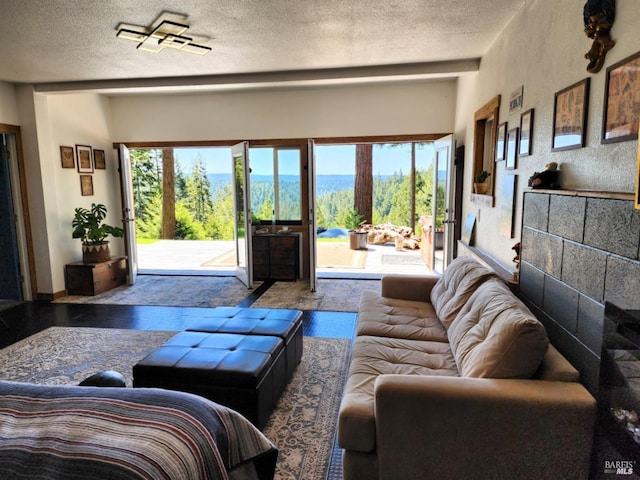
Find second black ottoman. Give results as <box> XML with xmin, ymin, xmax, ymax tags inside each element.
<box><xmin>133</xmin><ymin>331</ymin><xmax>286</xmax><ymax>428</ymax></box>
<box><xmin>186</xmin><ymin>307</ymin><xmax>303</xmax><ymax>379</ymax></box>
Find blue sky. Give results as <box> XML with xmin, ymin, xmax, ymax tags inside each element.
<box><xmin>174</xmin><ymin>143</ymin><xmax>434</xmax><ymax>176</ymax></box>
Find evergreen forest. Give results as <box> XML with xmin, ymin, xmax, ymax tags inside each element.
<box><xmin>130</xmin><ymin>148</ymin><xmax>443</xmax><ymax>242</ymax></box>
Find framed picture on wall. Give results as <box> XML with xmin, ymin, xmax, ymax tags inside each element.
<box><xmin>495</xmin><ymin>122</ymin><xmax>507</xmax><ymax>162</ymax></box>
<box><xmin>76</xmin><ymin>145</ymin><xmax>93</xmax><ymax>173</ymax></box>
<box><xmin>506</xmin><ymin>127</ymin><xmax>518</xmax><ymax>170</ymax></box>
<box><xmin>602</xmin><ymin>50</ymin><xmax>640</xmax><ymax>144</ymax></box>
<box><xmin>552</xmin><ymin>78</ymin><xmax>590</xmax><ymax>151</ymax></box>
<box><xmin>60</xmin><ymin>146</ymin><xmax>75</xmax><ymax>168</ymax></box>
<box><xmin>519</xmin><ymin>109</ymin><xmax>534</xmax><ymax>157</ymax></box>
<box><xmin>93</xmin><ymin>149</ymin><xmax>106</xmax><ymax>169</ymax></box>
<box><xmin>80</xmin><ymin>175</ymin><xmax>93</xmax><ymax>196</ymax></box>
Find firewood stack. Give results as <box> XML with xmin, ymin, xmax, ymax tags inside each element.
<box><xmin>360</xmin><ymin>223</ymin><xmax>420</xmax><ymax>250</ymax></box>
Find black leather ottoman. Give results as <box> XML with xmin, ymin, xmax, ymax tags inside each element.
<box><xmin>186</xmin><ymin>307</ymin><xmax>303</xmax><ymax>380</ymax></box>
<box><xmin>133</xmin><ymin>331</ymin><xmax>286</xmax><ymax>428</ymax></box>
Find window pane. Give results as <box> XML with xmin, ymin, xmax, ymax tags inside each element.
<box><xmin>276</xmin><ymin>149</ymin><xmax>301</xmax><ymax>221</ymax></box>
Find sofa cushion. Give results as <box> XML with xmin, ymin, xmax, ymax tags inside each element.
<box><xmin>430</xmin><ymin>256</ymin><xmax>498</xmax><ymax>330</ymax></box>
<box><xmin>338</xmin><ymin>335</ymin><xmax>458</xmax><ymax>453</ymax></box>
<box><xmin>356</xmin><ymin>291</ymin><xmax>448</xmax><ymax>342</ymax></box>
<box><xmin>448</xmin><ymin>279</ymin><xmax>549</xmax><ymax>378</ymax></box>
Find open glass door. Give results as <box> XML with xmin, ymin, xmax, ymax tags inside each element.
<box><xmin>232</xmin><ymin>142</ymin><xmax>253</xmax><ymax>288</ymax></box>
<box><xmin>307</xmin><ymin>140</ymin><xmax>317</xmax><ymax>292</ymax></box>
<box><xmin>431</xmin><ymin>134</ymin><xmax>455</xmax><ymax>273</ymax></box>
<box><xmin>118</xmin><ymin>144</ymin><xmax>138</xmax><ymax>285</ymax></box>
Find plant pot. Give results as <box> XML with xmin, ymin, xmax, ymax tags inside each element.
<box><xmin>473</xmin><ymin>182</ymin><xmax>489</xmax><ymax>194</ymax></box>
<box><xmin>82</xmin><ymin>241</ymin><xmax>111</xmax><ymax>263</ymax></box>
<box><xmin>349</xmin><ymin>231</ymin><xmax>368</xmax><ymax>250</ymax></box>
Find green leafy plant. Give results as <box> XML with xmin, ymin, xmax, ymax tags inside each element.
<box><xmin>72</xmin><ymin>203</ymin><xmax>124</xmax><ymax>245</ymax></box>
<box><xmin>344</xmin><ymin>208</ymin><xmax>366</xmax><ymax>231</ymax></box>
<box><xmin>474</xmin><ymin>170</ymin><xmax>491</xmax><ymax>183</ymax></box>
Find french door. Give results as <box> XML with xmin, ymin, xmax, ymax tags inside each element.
<box><xmin>431</xmin><ymin>134</ymin><xmax>455</xmax><ymax>273</ymax></box>
<box><xmin>231</xmin><ymin>142</ymin><xmax>253</xmax><ymax>288</ymax></box>
<box><xmin>118</xmin><ymin>144</ymin><xmax>138</xmax><ymax>285</ymax></box>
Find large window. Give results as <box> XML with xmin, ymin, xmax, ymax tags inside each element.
<box><xmin>249</xmin><ymin>147</ymin><xmax>302</xmax><ymax>223</ymax></box>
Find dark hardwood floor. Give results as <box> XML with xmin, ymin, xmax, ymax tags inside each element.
<box><xmin>0</xmin><ymin>295</ymin><xmax>357</xmax><ymax>350</ymax></box>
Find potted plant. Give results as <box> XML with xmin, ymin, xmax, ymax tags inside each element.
<box><xmin>345</xmin><ymin>208</ymin><xmax>368</xmax><ymax>250</ymax></box>
<box><xmin>473</xmin><ymin>170</ymin><xmax>491</xmax><ymax>194</ymax></box>
<box><xmin>72</xmin><ymin>203</ymin><xmax>124</xmax><ymax>263</ymax></box>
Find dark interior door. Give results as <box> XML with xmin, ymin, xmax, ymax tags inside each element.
<box><xmin>0</xmin><ymin>134</ymin><xmax>22</xmax><ymax>300</ymax></box>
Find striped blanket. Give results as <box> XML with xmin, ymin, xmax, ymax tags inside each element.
<box><xmin>0</xmin><ymin>381</ymin><xmax>277</xmax><ymax>480</ymax></box>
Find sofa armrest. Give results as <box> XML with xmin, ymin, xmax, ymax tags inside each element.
<box><xmin>374</xmin><ymin>375</ymin><xmax>595</xmax><ymax>480</ymax></box>
<box><xmin>380</xmin><ymin>274</ymin><xmax>439</xmax><ymax>302</ymax></box>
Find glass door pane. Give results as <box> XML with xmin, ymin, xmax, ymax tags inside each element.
<box><xmin>232</xmin><ymin>142</ymin><xmax>252</xmax><ymax>288</ymax></box>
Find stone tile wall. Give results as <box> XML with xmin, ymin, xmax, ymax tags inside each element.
<box><xmin>519</xmin><ymin>191</ymin><xmax>640</xmax><ymax>393</ymax></box>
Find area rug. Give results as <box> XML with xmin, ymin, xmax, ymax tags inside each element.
<box><xmin>316</xmin><ymin>243</ymin><xmax>367</xmax><ymax>269</ymax></box>
<box><xmin>54</xmin><ymin>275</ymin><xmax>254</xmax><ymax>307</ymax></box>
<box><xmin>252</xmin><ymin>279</ymin><xmax>380</xmax><ymax>312</ymax></box>
<box><xmin>0</xmin><ymin>327</ymin><xmax>350</xmax><ymax>480</ymax></box>
<box><xmin>202</xmin><ymin>248</ymin><xmax>236</xmax><ymax>266</ymax></box>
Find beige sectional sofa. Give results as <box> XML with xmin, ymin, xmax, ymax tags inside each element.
<box><xmin>338</xmin><ymin>256</ymin><xmax>596</xmax><ymax>480</ymax></box>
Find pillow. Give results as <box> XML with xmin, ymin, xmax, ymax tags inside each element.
<box><xmin>430</xmin><ymin>256</ymin><xmax>497</xmax><ymax>329</ymax></box>
<box><xmin>448</xmin><ymin>279</ymin><xmax>549</xmax><ymax>378</ymax></box>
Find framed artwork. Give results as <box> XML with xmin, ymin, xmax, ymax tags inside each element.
<box><xmin>60</xmin><ymin>146</ymin><xmax>75</xmax><ymax>168</ymax></box>
<box><xmin>506</xmin><ymin>127</ymin><xmax>518</xmax><ymax>170</ymax></box>
<box><xmin>602</xmin><ymin>51</ymin><xmax>640</xmax><ymax>144</ymax></box>
<box><xmin>80</xmin><ymin>174</ymin><xmax>93</xmax><ymax>196</ymax></box>
<box><xmin>495</xmin><ymin>122</ymin><xmax>507</xmax><ymax>162</ymax></box>
<box><xmin>94</xmin><ymin>149</ymin><xmax>106</xmax><ymax>169</ymax></box>
<box><xmin>552</xmin><ymin>78</ymin><xmax>590</xmax><ymax>151</ymax></box>
<box><xmin>519</xmin><ymin>109</ymin><xmax>534</xmax><ymax>157</ymax></box>
<box><xmin>500</xmin><ymin>174</ymin><xmax>517</xmax><ymax>238</ymax></box>
<box><xmin>76</xmin><ymin>145</ymin><xmax>93</xmax><ymax>173</ymax></box>
<box><xmin>636</xmin><ymin>128</ymin><xmax>640</xmax><ymax>211</ymax></box>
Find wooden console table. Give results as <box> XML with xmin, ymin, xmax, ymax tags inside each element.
<box><xmin>252</xmin><ymin>233</ymin><xmax>299</xmax><ymax>281</ymax></box>
<box><xmin>65</xmin><ymin>256</ymin><xmax>127</xmax><ymax>296</ymax></box>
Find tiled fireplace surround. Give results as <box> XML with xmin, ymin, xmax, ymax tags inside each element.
<box><xmin>519</xmin><ymin>190</ymin><xmax>640</xmax><ymax>394</ymax></box>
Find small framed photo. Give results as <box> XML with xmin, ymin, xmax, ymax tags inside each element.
<box><xmin>519</xmin><ymin>109</ymin><xmax>534</xmax><ymax>157</ymax></box>
<box><xmin>60</xmin><ymin>146</ymin><xmax>75</xmax><ymax>168</ymax></box>
<box><xmin>80</xmin><ymin>174</ymin><xmax>93</xmax><ymax>196</ymax></box>
<box><xmin>94</xmin><ymin>149</ymin><xmax>106</xmax><ymax>169</ymax></box>
<box><xmin>495</xmin><ymin>122</ymin><xmax>507</xmax><ymax>162</ymax></box>
<box><xmin>76</xmin><ymin>145</ymin><xmax>94</xmax><ymax>173</ymax></box>
<box><xmin>602</xmin><ymin>51</ymin><xmax>640</xmax><ymax>144</ymax></box>
<box><xmin>552</xmin><ymin>78</ymin><xmax>590</xmax><ymax>151</ymax></box>
<box><xmin>506</xmin><ymin>127</ymin><xmax>519</xmax><ymax>170</ymax></box>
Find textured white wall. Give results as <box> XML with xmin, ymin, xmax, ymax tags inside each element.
<box><xmin>0</xmin><ymin>82</ymin><xmax>19</xmax><ymax>125</ymax></box>
<box><xmin>456</xmin><ymin>0</ymin><xmax>640</xmax><ymax>267</ymax></box>
<box><xmin>110</xmin><ymin>80</ymin><xmax>456</xmax><ymax>142</ymax></box>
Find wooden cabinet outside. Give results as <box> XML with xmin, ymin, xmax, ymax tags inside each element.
<box><xmin>252</xmin><ymin>234</ymin><xmax>299</xmax><ymax>281</ymax></box>
<box><xmin>65</xmin><ymin>256</ymin><xmax>127</xmax><ymax>296</ymax></box>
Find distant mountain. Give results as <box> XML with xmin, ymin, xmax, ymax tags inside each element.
<box><xmin>206</xmin><ymin>174</ymin><xmax>376</xmax><ymax>197</ymax></box>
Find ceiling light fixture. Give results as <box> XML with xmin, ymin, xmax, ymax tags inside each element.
<box><xmin>116</xmin><ymin>12</ymin><xmax>211</xmax><ymax>56</ymax></box>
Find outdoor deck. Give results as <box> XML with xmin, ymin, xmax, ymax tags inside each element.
<box><xmin>136</xmin><ymin>239</ymin><xmax>436</xmax><ymax>279</ymax></box>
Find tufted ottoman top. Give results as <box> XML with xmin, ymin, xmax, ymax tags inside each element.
<box><xmin>133</xmin><ymin>331</ymin><xmax>284</xmax><ymax>389</ymax></box>
<box><xmin>187</xmin><ymin>307</ymin><xmax>302</xmax><ymax>340</ymax></box>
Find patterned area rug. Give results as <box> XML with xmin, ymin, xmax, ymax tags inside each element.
<box><xmin>253</xmin><ymin>279</ymin><xmax>379</xmax><ymax>312</ymax></box>
<box><xmin>54</xmin><ymin>275</ymin><xmax>380</xmax><ymax>313</ymax></box>
<box><xmin>317</xmin><ymin>244</ymin><xmax>367</xmax><ymax>269</ymax></box>
<box><xmin>0</xmin><ymin>327</ymin><xmax>350</xmax><ymax>480</ymax></box>
<box><xmin>54</xmin><ymin>275</ymin><xmax>254</xmax><ymax>307</ymax></box>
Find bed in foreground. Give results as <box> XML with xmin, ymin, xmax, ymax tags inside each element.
<box><xmin>0</xmin><ymin>381</ymin><xmax>277</xmax><ymax>480</ymax></box>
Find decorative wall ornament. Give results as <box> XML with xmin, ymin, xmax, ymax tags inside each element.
<box><xmin>583</xmin><ymin>0</ymin><xmax>615</xmax><ymax>74</ymax></box>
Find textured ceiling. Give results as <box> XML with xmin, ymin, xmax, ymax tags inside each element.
<box><xmin>0</xmin><ymin>0</ymin><xmax>525</xmax><ymax>92</ymax></box>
